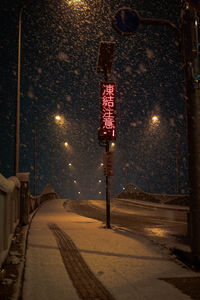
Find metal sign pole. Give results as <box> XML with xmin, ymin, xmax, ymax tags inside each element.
<box><xmin>105</xmin><ymin>141</ymin><xmax>111</xmax><ymax>228</ymax></box>
<box><xmin>97</xmin><ymin>41</ymin><xmax>116</xmax><ymax>229</ymax></box>
<box><xmin>104</xmin><ymin>67</ymin><xmax>111</xmax><ymax>229</ymax></box>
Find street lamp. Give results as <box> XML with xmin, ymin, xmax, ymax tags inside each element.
<box><xmin>54</xmin><ymin>114</ymin><xmax>66</xmax><ymax>126</ymax></box>
<box><xmin>15</xmin><ymin>0</ymin><xmax>33</xmax><ymax>175</ymax></box>
<box><xmin>68</xmin><ymin>0</ymin><xmax>82</xmax><ymax>3</ymax></box>
<box><xmin>55</xmin><ymin>115</ymin><xmax>61</xmax><ymax>121</ymax></box>
<box><xmin>64</xmin><ymin>142</ymin><xmax>69</xmax><ymax>147</ymax></box>
<box><xmin>112</xmin><ymin>3</ymin><xmax>200</xmax><ymax>263</ymax></box>
<box><xmin>150</xmin><ymin>115</ymin><xmax>160</xmax><ymax>129</ymax></box>
<box><xmin>152</xmin><ymin>115</ymin><xmax>159</xmax><ymax>124</ymax></box>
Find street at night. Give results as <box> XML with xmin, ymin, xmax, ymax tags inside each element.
<box><xmin>7</xmin><ymin>199</ymin><xmax>200</xmax><ymax>300</ymax></box>
<box><xmin>68</xmin><ymin>198</ymin><xmax>189</xmax><ymax>249</ymax></box>
<box><xmin>1</xmin><ymin>0</ymin><xmax>200</xmax><ymax>299</ymax></box>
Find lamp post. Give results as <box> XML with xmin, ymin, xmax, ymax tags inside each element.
<box><xmin>15</xmin><ymin>0</ymin><xmax>32</xmax><ymax>175</ymax></box>
<box><xmin>112</xmin><ymin>3</ymin><xmax>200</xmax><ymax>265</ymax></box>
<box><xmin>33</xmin><ymin>127</ymin><xmax>37</xmax><ymax>196</ymax></box>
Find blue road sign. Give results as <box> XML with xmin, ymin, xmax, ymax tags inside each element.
<box><xmin>112</xmin><ymin>7</ymin><xmax>140</xmax><ymax>36</ymax></box>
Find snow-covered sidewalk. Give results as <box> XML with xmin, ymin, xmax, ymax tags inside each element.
<box><xmin>22</xmin><ymin>199</ymin><xmax>197</xmax><ymax>300</ymax></box>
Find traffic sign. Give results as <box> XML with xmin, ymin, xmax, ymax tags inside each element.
<box><xmin>99</xmin><ymin>82</ymin><xmax>116</xmax><ymax>141</ymax></box>
<box><xmin>112</xmin><ymin>7</ymin><xmax>140</xmax><ymax>36</ymax></box>
<box><xmin>187</xmin><ymin>0</ymin><xmax>200</xmax><ymax>10</ymax></box>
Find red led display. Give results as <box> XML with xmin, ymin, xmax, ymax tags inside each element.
<box><xmin>100</xmin><ymin>82</ymin><xmax>116</xmax><ymax>140</ymax></box>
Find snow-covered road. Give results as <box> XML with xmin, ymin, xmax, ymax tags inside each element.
<box><xmin>22</xmin><ymin>199</ymin><xmax>198</xmax><ymax>300</ymax></box>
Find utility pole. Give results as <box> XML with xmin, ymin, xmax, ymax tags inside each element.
<box><xmin>33</xmin><ymin>127</ymin><xmax>37</xmax><ymax>196</ymax></box>
<box><xmin>15</xmin><ymin>0</ymin><xmax>33</xmax><ymax>175</ymax></box>
<box><xmin>175</xmin><ymin>128</ymin><xmax>180</xmax><ymax>194</ymax></box>
<box><xmin>111</xmin><ymin>2</ymin><xmax>200</xmax><ymax>266</ymax></box>
<box><xmin>180</xmin><ymin>1</ymin><xmax>200</xmax><ymax>266</ymax></box>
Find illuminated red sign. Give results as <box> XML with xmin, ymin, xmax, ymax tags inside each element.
<box><xmin>100</xmin><ymin>82</ymin><xmax>116</xmax><ymax>140</ymax></box>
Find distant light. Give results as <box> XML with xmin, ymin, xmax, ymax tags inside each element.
<box><xmin>55</xmin><ymin>115</ymin><xmax>61</xmax><ymax>121</ymax></box>
<box><xmin>99</xmin><ymin>191</ymin><xmax>102</xmax><ymax>194</ymax></box>
<box><xmin>64</xmin><ymin>142</ymin><xmax>68</xmax><ymax>147</ymax></box>
<box><xmin>74</xmin><ymin>180</ymin><xmax>77</xmax><ymax>183</ymax></box>
<box><xmin>68</xmin><ymin>0</ymin><xmax>81</xmax><ymax>3</ymax></box>
<box><xmin>78</xmin><ymin>191</ymin><xmax>81</xmax><ymax>194</ymax></box>
<box><xmin>67</xmin><ymin>0</ymin><xmax>85</xmax><ymax>7</ymax></box>
<box><xmin>123</xmin><ymin>187</ymin><xmax>125</xmax><ymax>190</ymax></box>
<box><xmin>152</xmin><ymin>115</ymin><xmax>159</xmax><ymax>123</ymax></box>
<box><xmin>100</xmin><ymin>163</ymin><xmax>104</xmax><ymax>166</ymax></box>
<box><xmin>99</xmin><ymin>180</ymin><xmax>102</xmax><ymax>183</ymax></box>
<box><xmin>68</xmin><ymin>163</ymin><xmax>72</xmax><ymax>166</ymax></box>
<box><xmin>111</xmin><ymin>142</ymin><xmax>115</xmax><ymax>147</ymax></box>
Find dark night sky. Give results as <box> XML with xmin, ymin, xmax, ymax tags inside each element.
<box><xmin>0</xmin><ymin>0</ymin><xmax>192</xmax><ymax>198</ymax></box>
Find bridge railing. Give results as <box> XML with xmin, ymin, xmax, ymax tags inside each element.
<box><xmin>0</xmin><ymin>173</ymin><xmax>58</xmax><ymax>269</ymax></box>
<box><xmin>0</xmin><ymin>174</ymin><xmax>20</xmax><ymax>268</ymax></box>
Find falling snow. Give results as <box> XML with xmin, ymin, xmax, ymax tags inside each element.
<box><xmin>0</xmin><ymin>0</ymin><xmax>192</xmax><ymax>198</ymax></box>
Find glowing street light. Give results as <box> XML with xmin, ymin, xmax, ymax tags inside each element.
<box><xmin>69</xmin><ymin>0</ymin><xmax>81</xmax><ymax>3</ymax></box>
<box><xmin>152</xmin><ymin>115</ymin><xmax>159</xmax><ymax>124</ymax></box>
<box><xmin>67</xmin><ymin>0</ymin><xmax>86</xmax><ymax>8</ymax></box>
<box><xmin>54</xmin><ymin>115</ymin><xmax>66</xmax><ymax>126</ymax></box>
<box><xmin>64</xmin><ymin>142</ymin><xmax>69</xmax><ymax>147</ymax></box>
<box><xmin>98</xmin><ymin>179</ymin><xmax>102</xmax><ymax>183</ymax></box>
<box><xmin>15</xmin><ymin>0</ymin><xmax>33</xmax><ymax>174</ymax></box>
<box><xmin>68</xmin><ymin>163</ymin><xmax>72</xmax><ymax>166</ymax></box>
<box><xmin>55</xmin><ymin>115</ymin><xmax>61</xmax><ymax>121</ymax></box>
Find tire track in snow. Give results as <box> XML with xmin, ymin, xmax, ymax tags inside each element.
<box><xmin>48</xmin><ymin>223</ymin><xmax>115</xmax><ymax>300</ymax></box>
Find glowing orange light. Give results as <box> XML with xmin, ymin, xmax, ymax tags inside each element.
<box><xmin>152</xmin><ymin>115</ymin><xmax>159</xmax><ymax>123</ymax></box>
<box><xmin>55</xmin><ymin>115</ymin><xmax>61</xmax><ymax>121</ymax></box>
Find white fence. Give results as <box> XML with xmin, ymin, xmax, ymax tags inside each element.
<box><xmin>0</xmin><ymin>174</ymin><xmax>20</xmax><ymax>268</ymax></box>
<box><xmin>0</xmin><ymin>173</ymin><xmax>58</xmax><ymax>269</ymax></box>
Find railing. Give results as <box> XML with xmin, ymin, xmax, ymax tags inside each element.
<box><xmin>0</xmin><ymin>173</ymin><xmax>58</xmax><ymax>269</ymax></box>
<box><xmin>0</xmin><ymin>174</ymin><xmax>20</xmax><ymax>268</ymax></box>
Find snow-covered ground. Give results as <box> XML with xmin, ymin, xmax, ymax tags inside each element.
<box><xmin>88</xmin><ymin>198</ymin><xmax>189</xmax><ymax>213</ymax></box>
<box><xmin>22</xmin><ymin>199</ymin><xmax>198</xmax><ymax>300</ymax></box>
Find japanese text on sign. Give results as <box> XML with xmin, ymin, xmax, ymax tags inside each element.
<box><xmin>100</xmin><ymin>82</ymin><xmax>116</xmax><ymax>140</ymax></box>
